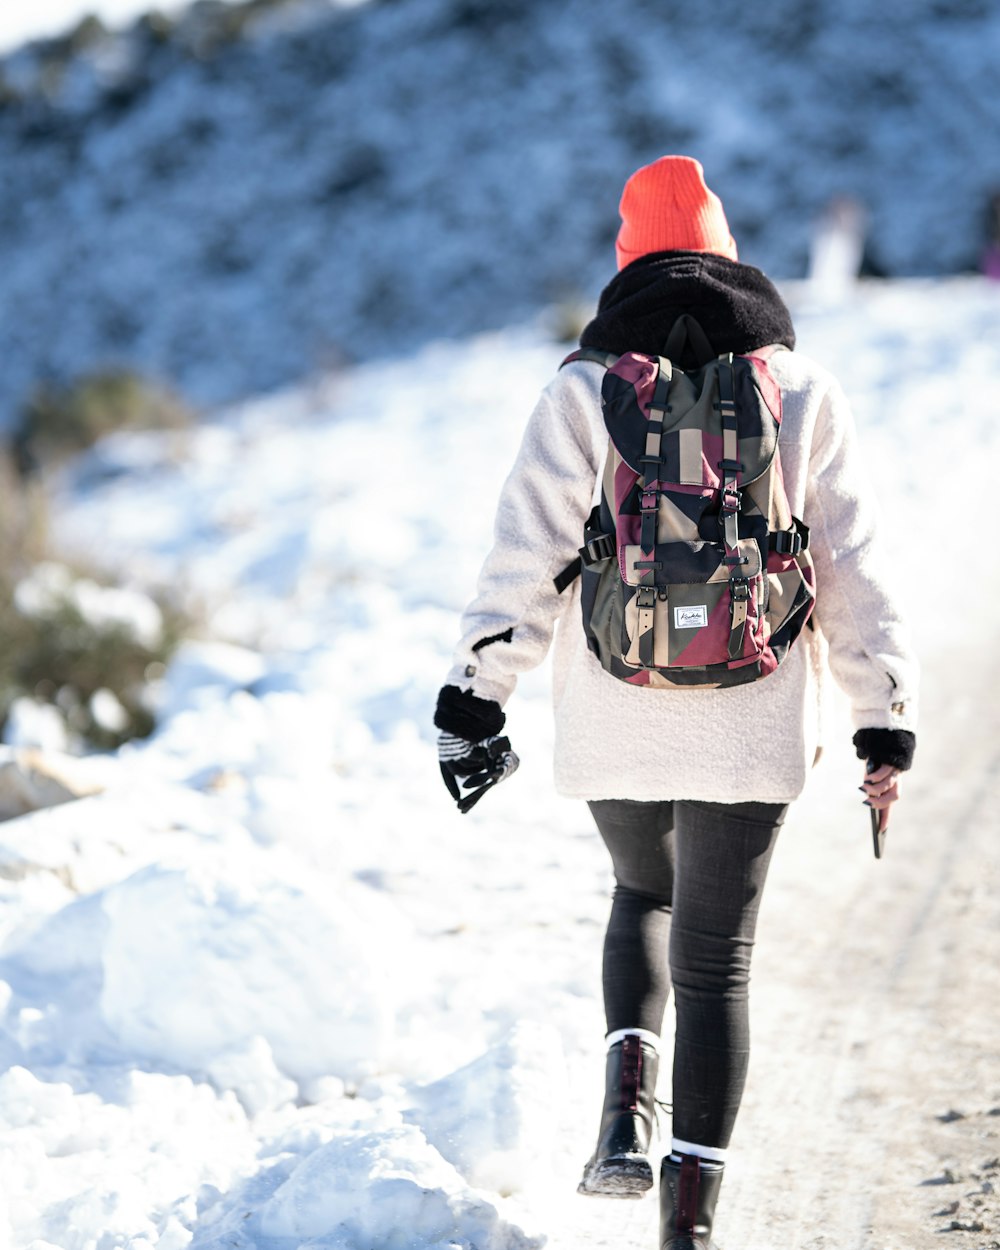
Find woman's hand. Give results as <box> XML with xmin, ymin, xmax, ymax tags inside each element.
<box><xmin>861</xmin><ymin>763</ymin><xmax>901</xmax><ymax>833</ymax></box>
<box><xmin>852</xmin><ymin>728</ymin><xmax>915</xmax><ymax>836</ymax></box>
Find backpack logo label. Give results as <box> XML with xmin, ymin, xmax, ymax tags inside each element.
<box><xmin>674</xmin><ymin>605</ymin><xmax>708</xmax><ymax>629</ymax></box>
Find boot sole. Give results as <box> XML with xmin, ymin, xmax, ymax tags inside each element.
<box><xmin>577</xmin><ymin>1155</ymin><xmax>654</xmax><ymax>1198</ymax></box>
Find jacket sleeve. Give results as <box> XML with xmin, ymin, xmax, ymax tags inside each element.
<box><xmin>444</xmin><ymin>364</ymin><xmax>604</xmax><ymax>706</ymax></box>
<box><xmin>806</xmin><ymin>378</ymin><xmax>919</xmax><ymax>733</ymax></box>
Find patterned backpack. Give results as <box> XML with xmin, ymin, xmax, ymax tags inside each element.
<box><xmin>554</xmin><ymin>315</ymin><xmax>815</xmax><ymax>688</ymax></box>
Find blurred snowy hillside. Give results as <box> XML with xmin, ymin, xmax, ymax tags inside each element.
<box><xmin>0</xmin><ymin>0</ymin><xmax>999</xmax><ymax>425</ymax></box>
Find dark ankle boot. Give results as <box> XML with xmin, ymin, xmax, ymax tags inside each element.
<box><xmin>577</xmin><ymin>1035</ymin><xmax>658</xmax><ymax>1197</ymax></box>
<box><xmin>659</xmin><ymin>1153</ymin><xmax>724</xmax><ymax>1249</ymax></box>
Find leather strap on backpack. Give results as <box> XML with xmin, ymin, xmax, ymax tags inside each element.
<box><xmin>632</xmin><ymin>358</ymin><xmax>673</xmax><ymax>667</ymax></box>
<box><xmin>717</xmin><ymin>357</ymin><xmax>750</xmax><ymax>660</ymax></box>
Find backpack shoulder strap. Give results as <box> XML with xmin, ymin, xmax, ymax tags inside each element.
<box><xmin>553</xmin><ymin>506</ymin><xmax>616</xmax><ymax>595</ymax></box>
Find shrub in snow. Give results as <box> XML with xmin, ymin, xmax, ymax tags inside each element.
<box><xmin>14</xmin><ymin>369</ymin><xmax>192</xmax><ymax>472</ymax></box>
<box><xmin>175</xmin><ymin>0</ymin><xmax>307</xmax><ymax>56</ymax></box>
<box><xmin>13</xmin><ymin>562</ymin><xmax>166</xmax><ymax>649</ymax></box>
<box><xmin>0</xmin><ymin>447</ymin><xmax>189</xmax><ymax>753</ymax></box>
<box><xmin>0</xmin><ymin>561</ymin><xmax>184</xmax><ymax>751</ymax></box>
<box><xmin>64</xmin><ymin>13</ymin><xmax>108</xmax><ymax>54</ymax></box>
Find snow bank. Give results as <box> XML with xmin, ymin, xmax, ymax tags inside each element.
<box><xmin>184</xmin><ymin>1103</ymin><xmax>544</xmax><ymax>1250</ymax></box>
<box><xmin>100</xmin><ymin>856</ymin><xmax>405</xmax><ymax>1090</ymax></box>
<box><xmin>153</xmin><ymin>640</ymin><xmax>267</xmax><ymax>722</ymax></box>
<box><xmin>407</xmin><ymin>1022</ymin><xmax>567</xmax><ymax>1197</ymax></box>
<box><xmin>254</xmin><ymin>1123</ymin><xmax>541</xmax><ymax>1250</ymax></box>
<box><xmin>0</xmin><ymin>1065</ymin><xmax>252</xmax><ymax>1250</ymax></box>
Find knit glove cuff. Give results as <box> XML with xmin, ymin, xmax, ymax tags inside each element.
<box><xmin>434</xmin><ymin>684</ymin><xmax>505</xmax><ymax>742</ymax></box>
<box><xmin>852</xmin><ymin>728</ymin><xmax>916</xmax><ymax>772</ymax></box>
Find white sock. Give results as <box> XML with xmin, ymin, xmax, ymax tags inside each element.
<box><xmin>670</xmin><ymin>1137</ymin><xmax>727</xmax><ymax>1164</ymax></box>
<box><xmin>605</xmin><ymin>1027</ymin><xmax>660</xmax><ymax>1052</ymax></box>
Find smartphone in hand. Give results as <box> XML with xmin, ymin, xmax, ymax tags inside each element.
<box><xmin>871</xmin><ymin>805</ymin><xmax>886</xmax><ymax>859</ymax></box>
<box><xmin>867</xmin><ymin>760</ymin><xmax>887</xmax><ymax>859</ymax></box>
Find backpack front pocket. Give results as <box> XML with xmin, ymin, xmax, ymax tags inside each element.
<box><xmin>620</xmin><ymin>538</ymin><xmax>764</xmax><ymax>671</ymax></box>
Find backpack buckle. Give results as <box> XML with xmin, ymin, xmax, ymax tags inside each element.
<box><xmin>581</xmin><ymin>533</ymin><xmax>616</xmax><ymax>565</ymax></box>
<box><xmin>773</xmin><ymin>530</ymin><xmax>802</xmax><ymax>556</ymax></box>
<box><xmin>730</xmin><ymin>578</ymin><xmax>750</xmax><ymax>604</ymax></box>
<box><xmin>771</xmin><ymin>519</ymin><xmax>810</xmax><ymax>556</ymax></box>
<box><xmin>721</xmin><ymin>486</ymin><xmax>741</xmax><ymax>513</ymax></box>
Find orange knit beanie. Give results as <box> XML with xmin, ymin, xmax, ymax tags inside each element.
<box><xmin>615</xmin><ymin>155</ymin><xmax>738</xmax><ymax>270</ymax></box>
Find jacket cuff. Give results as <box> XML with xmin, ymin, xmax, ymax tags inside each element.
<box><xmin>852</xmin><ymin>728</ymin><xmax>916</xmax><ymax>772</ymax></box>
<box><xmin>434</xmin><ymin>684</ymin><xmax>506</xmax><ymax>742</ymax></box>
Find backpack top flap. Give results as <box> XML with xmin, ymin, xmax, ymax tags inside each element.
<box><xmin>599</xmin><ymin>352</ymin><xmax>781</xmax><ymax>493</ymax></box>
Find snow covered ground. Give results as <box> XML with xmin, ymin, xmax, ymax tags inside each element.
<box><xmin>0</xmin><ymin>278</ymin><xmax>998</xmax><ymax>1249</ymax></box>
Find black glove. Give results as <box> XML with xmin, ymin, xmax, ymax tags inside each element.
<box><xmin>435</xmin><ymin>685</ymin><xmax>518</xmax><ymax>813</ymax></box>
<box><xmin>437</xmin><ymin>731</ymin><xmax>520</xmax><ymax>813</ymax></box>
<box><xmin>852</xmin><ymin>728</ymin><xmax>916</xmax><ymax>772</ymax></box>
<box><xmin>435</xmin><ymin>684</ymin><xmax>505</xmax><ymax>739</ymax></box>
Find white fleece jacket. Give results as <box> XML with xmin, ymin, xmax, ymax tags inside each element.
<box><xmin>445</xmin><ymin>350</ymin><xmax>918</xmax><ymax>803</ymax></box>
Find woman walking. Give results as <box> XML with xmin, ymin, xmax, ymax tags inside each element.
<box><xmin>435</xmin><ymin>155</ymin><xmax>917</xmax><ymax>1250</ymax></box>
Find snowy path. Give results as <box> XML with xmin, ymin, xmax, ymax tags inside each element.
<box><xmin>724</xmin><ymin>649</ymin><xmax>1000</xmax><ymax>1250</ymax></box>
<box><xmin>521</xmin><ymin>647</ymin><xmax>1000</xmax><ymax>1250</ymax></box>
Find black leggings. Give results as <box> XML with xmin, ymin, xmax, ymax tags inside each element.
<box><xmin>588</xmin><ymin>798</ymin><xmax>786</xmax><ymax>1150</ymax></box>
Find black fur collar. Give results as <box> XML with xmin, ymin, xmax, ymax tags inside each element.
<box><xmin>580</xmin><ymin>251</ymin><xmax>795</xmax><ymax>367</ymax></box>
